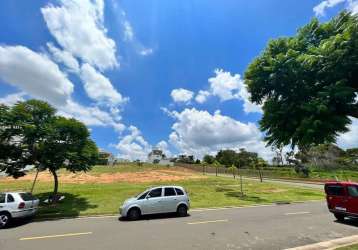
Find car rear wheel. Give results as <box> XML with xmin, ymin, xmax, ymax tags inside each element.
<box><xmin>334</xmin><ymin>213</ymin><xmax>345</xmax><ymax>221</ymax></box>
<box><xmin>177</xmin><ymin>205</ymin><xmax>188</xmax><ymax>217</ymax></box>
<box><xmin>127</xmin><ymin>208</ymin><xmax>141</xmax><ymax>221</ymax></box>
<box><xmin>0</xmin><ymin>212</ymin><xmax>11</xmax><ymax>229</ymax></box>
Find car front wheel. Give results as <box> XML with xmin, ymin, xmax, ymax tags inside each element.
<box><xmin>127</xmin><ymin>208</ymin><xmax>141</xmax><ymax>221</ymax></box>
<box><xmin>177</xmin><ymin>205</ymin><xmax>188</xmax><ymax>217</ymax></box>
<box><xmin>334</xmin><ymin>213</ymin><xmax>345</xmax><ymax>221</ymax></box>
<box><xmin>0</xmin><ymin>212</ymin><xmax>11</xmax><ymax>229</ymax></box>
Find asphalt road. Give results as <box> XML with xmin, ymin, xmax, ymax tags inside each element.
<box><xmin>1</xmin><ymin>201</ymin><xmax>357</xmax><ymax>250</ymax></box>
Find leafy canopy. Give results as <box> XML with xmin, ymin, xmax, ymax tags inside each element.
<box><xmin>0</xmin><ymin>100</ymin><xmax>98</xmax><ymax>195</ymax></box>
<box><xmin>245</xmin><ymin>12</ymin><xmax>358</xmax><ymax>149</ymax></box>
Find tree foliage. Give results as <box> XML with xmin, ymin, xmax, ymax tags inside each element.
<box><xmin>245</xmin><ymin>12</ymin><xmax>358</xmax><ymax>149</ymax></box>
<box><xmin>203</xmin><ymin>154</ymin><xmax>215</xmax><ymax>164</ymax></box>
<box><xmin>0</xmin><ymin>100</ymin><xmax>99</xmax><ymax>198</ymax></box>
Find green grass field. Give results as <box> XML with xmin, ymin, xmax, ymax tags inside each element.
<box><xmin>336</xmin><ymin>244</ymin><xmax>358</xmax><ymax>250</ymax></box>
<box><xmin>0</xmin><ymin>166</ymin><xmax>324</xmax><ymax>219</ymax></box>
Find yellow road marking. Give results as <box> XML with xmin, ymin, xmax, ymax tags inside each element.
<box><xmin>285</xmin><ymin>212</ymin><xmax>311</xmax><ymax>216</ymax></box>
<box><xmin>187</xmin><ymin>219</ymin><xmax>228</xmax><ymax>225</ymax></box>
<box><xmin>19</xmin><ymin>232</ymin><xmax>93</xmax><ymax>241</ymax></box>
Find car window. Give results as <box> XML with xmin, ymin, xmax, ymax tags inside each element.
<box><xmin>148</xmin><ymin>188</ymin><xmax>162</xmax><ymax>198</ymax></box>
<box><xmin>348</xmin><ymin>186</ymin><xmax>358</xmax><ymax>197</ymax></box>
<box><xmin>19</xmin><ymin>192</ymin><xmax>35</xmax><ymax>201</ymax></box>
<box><xmin>325</xmin><ymin>185</ymin><xmax>345</xmax><ymax>196</ymax></box>
<box><xmin>175</xmin><ymin>188</ymin><xmax>184</xmax><ymax>196</ymax></box>
<box><xmin>0</xmin><ymin>193</ymin><xmax>5</xmax><ymax>203</ymax></box>
<box><xmin>164</xmin><ymin>188</ymin><xmax>176</xmax><ymax>196</ymax></box>
<box><xmin>7</xmin><ymin>194</ymin><xmax>15</xmax><ymax>203</ymax></box>
<box><xmin>138</xmin><ymin>191</ymin><xmax>149</xmax><ymax>200</ymax></box>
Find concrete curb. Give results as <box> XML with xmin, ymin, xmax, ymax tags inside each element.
<box><xmin>33</xmin><ymin>199</ymin><xmax>323</xmax><ymax>222</ymax></box>
<box><xmin>285</xmin><ymin>235</ymin><xmax>358</xmax><ymax>250</ymax></box>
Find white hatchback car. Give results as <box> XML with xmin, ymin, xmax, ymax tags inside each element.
<box><xmin>0</xmin><ymin>192</ymin><xmax>39</xmax><ymax>228</ymax></box>
<box><xmin>120</xmin><ymin>186</ymin><xmax>190</xmax><ymax>220</ymax></box>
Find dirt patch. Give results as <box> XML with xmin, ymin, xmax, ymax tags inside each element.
<box><xmin>2</xmin><ymin>168</ymin><xmax>205</xmax><ymax>184</ymax></box>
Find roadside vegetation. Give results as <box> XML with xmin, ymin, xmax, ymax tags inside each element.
<box><xmin>336</xmin><ymin>244</ymin><xmax>358</xmax><ymax>250</ymax></box>
<box><xmin>0</xmin><ymin>165</ymin><xmax>323</xmax><ymax>219</ymax></box>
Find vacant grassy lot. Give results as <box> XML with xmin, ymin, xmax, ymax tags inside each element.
<box><xmin>0</xmin><ymin>165</ymin><xmax>324</xmax><ymax>219</ymax></box>
<box><xmin>182</xmin><ymin>164</ymin><xmax>358</xmax><ymax>182</ymax></box>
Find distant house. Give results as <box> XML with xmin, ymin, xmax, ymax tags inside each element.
<box><xmin>98</xmin><ymin>149</ymin><xmax>115</xmax><ymax>166</ymax></box>
<box><xmin>147</xmin><ymin>148</ymin><xmax>174</xmax><ymax>166</ymax></box>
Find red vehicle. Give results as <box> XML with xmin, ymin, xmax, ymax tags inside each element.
<box><xmin>324</xmin><ymin>181</ymin><xmax>358</xmax><ymax>221</ymax></box>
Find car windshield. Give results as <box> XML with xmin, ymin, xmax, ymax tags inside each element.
<box><xmin>136</xmin><ymin>190</ymin><xmax>149</xmax><ymax>198</ymax></box>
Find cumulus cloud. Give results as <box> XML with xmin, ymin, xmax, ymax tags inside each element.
<box><xmin>195</xmin><ymin>90</ymin><xmax>210</xmax><ymax>104</ymax></box>
<box><xmin>59</xmin><ymin>100</ymin><xmax>125</xmax><ymax>132</ymax></box>
<box><xmin>171</xmin><ymin>88</ymin><xmax>194</xmax><ymax>103</ymax></box>
<box><xmin>41</xmin><ymin>0</ymin><xmax>118</xmax><ymax>71</ymax></box>
<box><xmin>0</xmin><ymin>92</ymin><xmax>26</xmax><ymax>106</ymax></box>
<box><xmin>80</xmin><ymin>63</ymin><xmax>128</xmax><ymax>105</ymax></box>
<box><xmin>313</xmin><ymin>0</ymin><xmax>358</xmax><ymax>16</ymax></box>
<box><xmin>166</xmin><ymin>108</ymin><xmax>273</xmax><ymax>160</ymax></box>
<box><xmin>0</xmin><ymin>45</ymin><xmax>125</xmax><ymax>132</ymax></box>
<box><xmin>115</xmin><ymin>126</ymin><xmax>152</xmax><ymax>161</ymax></box>
<box><xmin>47</xmin><ymin>42</ymin><xmax>79</xmax><ymax>73</ymax></box>
<box><xmin>156</xmin><ymin>140</ymin><xmax>172</xmax><ymax>157</ymax></box>
<box><xmin>0</xmin><ymin>45</ymin><xmax>73</xmax><ymax>106</ymax></box>
<box><xmin>195</xmin><ymin>69</ymin><xmax>262</xmax><ymax>113</ymax></box>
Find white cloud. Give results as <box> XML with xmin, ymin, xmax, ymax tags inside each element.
<box><xmin>139</xmin><ymin>48</ymin><xmax>154</xmax><ymax>56</ymax></box>
<box><xmin>0</xmin><ymin>45</ymin><xmax>125</xmax><ymax>132</ymax></box>
<box><xmin>0</xmin><ymin>92</ymin><xmax>26</xmax><ymax>106</ymax></box>
<box><xmin>166</xmin><ymin>108</ymin><xmax>273</xmax><ymax>160</ymax></box>
<box><xmin>123</xmin><ymin>20</ymin><xmax>134</xmax><ymax>41</ymax></box>
<box><xmin>337</xmin><ymin>117</ymin><xmax>358</xmax><ymax>149</ymax></box>
<box><xmin>47</xmin><ymin>42</ymin><xmax>79</xmax><ymax>73</ymax></box>
<box><xmin>171</xmin><ymin>88</ymin><xmax>194</xmax><ymax>103</ymax></box>
<box><xmin>0</xmin><ymin>45</ymin><xmax>73</xmax><ymax>106</ymax></box>
<box><xmin>195</xmin><ymin>69</ymin><xmax>262</xmax><ymax>113</ymax></box>
<box><xmin>59</xmin><ymin>100</ymin><xmax>125</xmax><ymax>132</ymax></box>
<box><xmin>115</xmin><ymin>125</ymin><xmax>151</xmax><ymax>161</ymax></box>
<box><xmin>156</xmin><ymin>140</ymin><xmax>172</xmax><ymax>157</ymax></box>
<box><xmin>80</xmin><ymin>63</ymin><xmax>128</xmax><ymax>105</ymax></box>
<box><xmin>348</xmin><ymin>0</ymin><xmax>358</xmax><ymax>13</ymax></box>
<box><xmin>313</xmin><ymin>0</ymin><xmax>358</xmax><ymax>16</ymax></box>
<box><xmin>195</xmin><ymin>90</ymin><xmax>210</xmax><ymax>104</ymax></box>
<box><xmin>41</xmin><ymin>0</ymin><xmax>118</xmax><ymax>71</ymax></box>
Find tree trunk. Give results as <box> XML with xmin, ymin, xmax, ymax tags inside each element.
<box><xmin>30</xmin><ymin>168</ymin><xmax>40</xmax><ymax>194</ymax></box>
<box><xmin>258</xmin><ymin>169</ymin><xmax>263</xmax><ymax>182</ymax></box>
<box><xmin>240</xmin><ymin>174</ymin><xmax>243</xmax><ymax>196</ymax></box>
<box><xmin>50</xmin><ymin>169</ymin><xmax>59</xmax><ymax>202</ymax></box>
<box><xmin>216</xmin><ymin>167</ymin><xmax>218</xmax><ymax>177</ymax></box>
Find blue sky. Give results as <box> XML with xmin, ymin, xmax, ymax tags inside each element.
<box><xmin>0</xmin><ymin>0</ymin><xmax>357</xmax><ymax>161</ymax></box>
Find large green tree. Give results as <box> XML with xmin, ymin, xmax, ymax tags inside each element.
<box><xmin>0</xmin><ymin>100</ymin><xmax>98</xmax><ymax>199</ymax></box>
<box><xmin>244</xmin><ymin>12</ymin><xmax>358</xmax><ymax>149</ymax></box>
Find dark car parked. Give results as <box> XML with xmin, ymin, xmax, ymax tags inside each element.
<box><xmin>325</xmin><ymin>182</ymin><xmax>358</xmax><ymax>221</ymax></box>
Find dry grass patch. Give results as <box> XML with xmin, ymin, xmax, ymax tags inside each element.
<box><xmin>2</xmin><ymin>167</ymin><xmax>205</xmax><ymax>184</ymax></box>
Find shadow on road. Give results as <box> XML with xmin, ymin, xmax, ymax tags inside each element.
<box><xmin>335</xmin><ymin>217</ymin><xmax>358</xmax><ymax>227</ymax></box>
<box><xmin>35</xmin><ymin>192</ymin><xmax>98</xmax><ymax>220</ymax></box>
<box><xmin>119</xmin><ymin>213</ymin><xmax>190</xmax><ymax>222</ymax></box>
